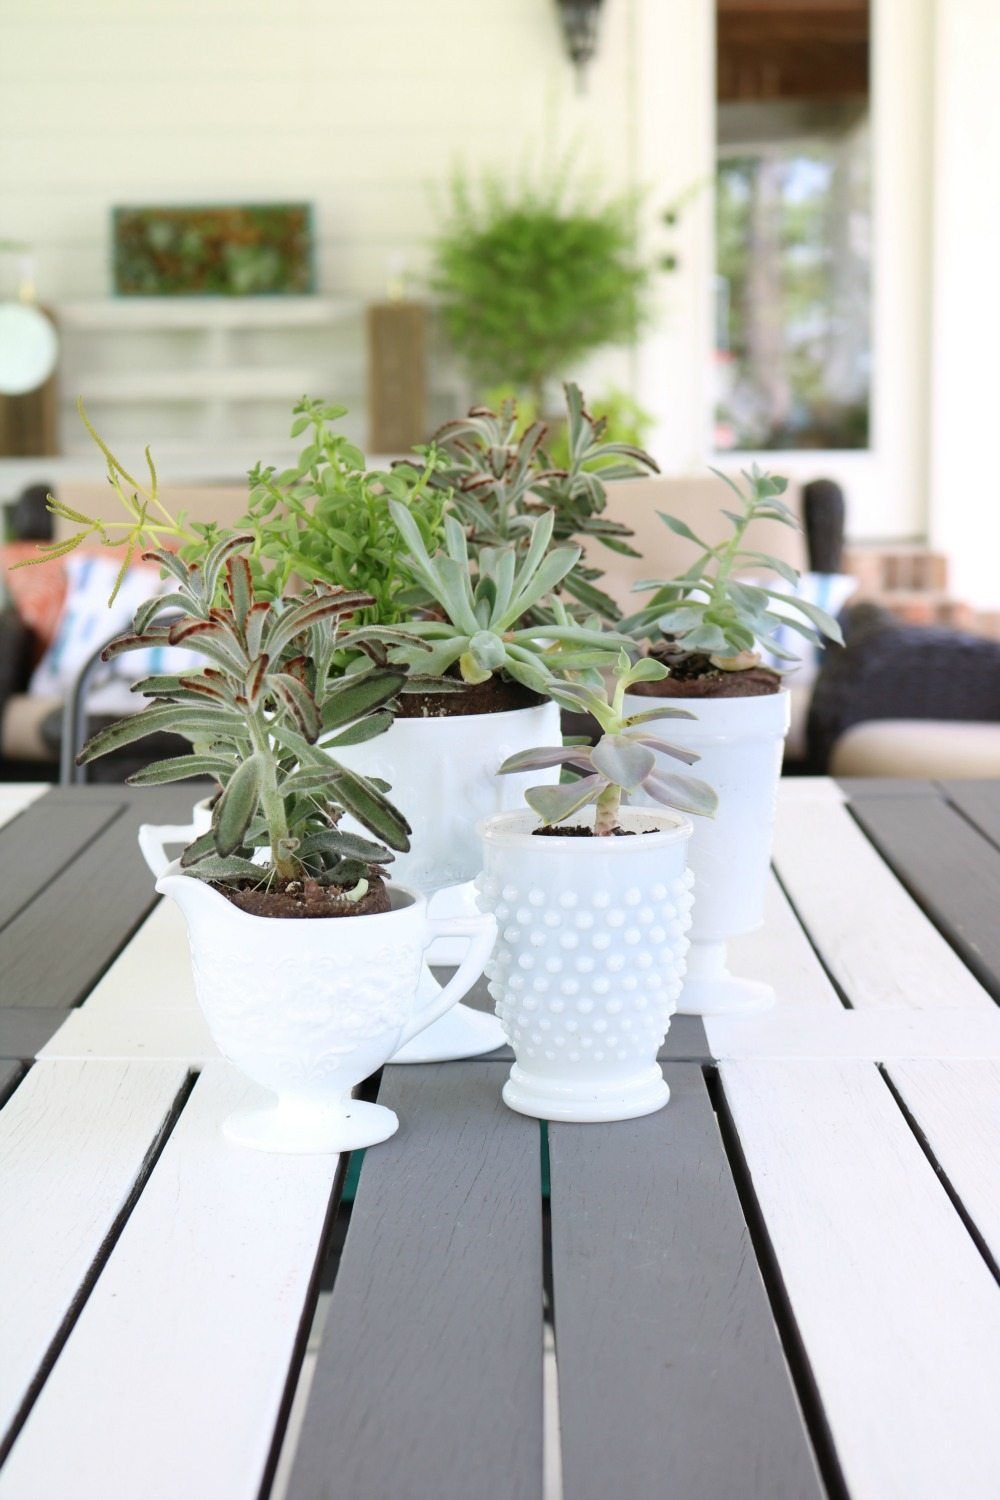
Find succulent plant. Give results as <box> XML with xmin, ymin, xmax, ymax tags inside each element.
<box><xmin>622</xmin><ymin>465</ymin><xmax>844</xmax><ymax>668</ymax></box>
<box><xmin>498</xmin><ymin>652</ymin><xmax>718</xmax><ymax>835</ymax></box>
<box><xmin>387</xmin><ymin>502</ymin><xmax>627</xmax><ymax>694</ymax></box>
<box><xmin>398</xmin><ymin>383</ymin><xmax>658</xmax><ymax>621</ymax></box>
<box><xmin>78</xmin><ymin>533</ymin><xmax>413</xmax><ymax>894</ymax></box>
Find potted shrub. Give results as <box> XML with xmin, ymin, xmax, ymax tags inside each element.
<box><xmin>429</xmin><ymin>167</ymin><xmax>652</xmax><ymax>415</ymax></box>
<box><xmin>475</xmin><ymin>653</ymin><xmax>717</xmax><ymax>1122</ymax></box>
<box><xmin>621</xmin><ymin>466</ymin><xmax>843</xmax><ymax>1014</ymax></box>
<box><xmin>80</xmin><ymin>535</ymin><xmax>496</xmax><ymax>1152</ymax></box>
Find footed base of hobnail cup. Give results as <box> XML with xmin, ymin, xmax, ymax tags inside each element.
<box><xmin>222</xmin><ymin>1097</ymin><xmax>399</xmax><ymax>1153</ymax></box>
<box><xmin>388</xmin><ymin>963</ymin><xmax>505</xmax><ymax>1063</ymax></box>
<box><xmin>501</xmin><ymin>1063</ymin><xmax>670</xmax><ymax>1123</ymax></box>
<box><xmin>674</xmin><ymin>939</ymin><xmax>776</xmax><ymax>1016</ymax></box>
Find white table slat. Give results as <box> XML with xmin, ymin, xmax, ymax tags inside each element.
<box><xmin>40</xmin><ymin>900</ymin><xmax>216</xmax><ymax>1062</ymax></box>
<box><xmin>720</xmin><ymin>1059</ymin><xmax>1000</xmax><ymax>1500</ymax></box>
<box><xmin>706</xmin><ymin>1007</ymin><xmax>1000</xmax><ymax>1062</ymax></box>
<box><xmin>0</xmin><ymin>787</ymin><xmax>49</xmax><ymax>831</ymax></box>
<box><xmin>886</xmin><ymin>1058</ymin><xmax>1000</xmax><ymax>1266</ymax></box>
<box><xmin>0</xmin><ymin>1063</ymin><xmax>339</xmax><ymax>1500</ymax></box>
<box><xmin>0</xmin><ymin>1059</ymin><xmax>190</xmax><ymax>1449</ymax></box>
<box><xmin>772</xmin><ymin>798</ymin><xmax>994</xmax><ymax>1013</ymax></box>
<box><xmin>776</xmin><ymin>776</ymin><xmax>847</xmax><ymax>805</ymax></box>
<box><xmin>728</xmin><ymin>871</ymin><xmax>843</xmax><ymax>1013</ymax></box>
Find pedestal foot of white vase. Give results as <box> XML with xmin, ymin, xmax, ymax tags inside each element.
<box><xmin>675</xmin><ymin>940</ymin><xmax>775</xmax><ymax>1016</ymax></box>
<box><xmin>389</xmin><ymin>962</ymin><xmax>504</xmax><ymax>1063</ymax></box>
<box><xmin>223</xmin><ymin>1097</ymin><xmax>399</xmax><ymax>1154</ymax></box>
<box><xmin>502</xmin><ymin>1063</ymin><xmax>670</xmax><ymax>1123</ymax></box>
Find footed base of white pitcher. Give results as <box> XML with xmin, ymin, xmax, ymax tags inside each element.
<box><xmin>675</xmin><ymin>973</ymin><xmax>775</xmax><ymax>1015</ymax></box>
<box><xmin>222</xmin><ymin>1097</ymin><xmax>399</xmax><ymax>1153</ymax></box>
<box><xmin>675</xmin><ymin>939</ymin><xmax>775</xmax><ymax>1015</ymax></box>
<box><xmin>501</xmin><ymin>1063</ymin><xmax>670</xmax><ymax>1123</ymax></box>
<box><xmin>389</xmin><ymin>996</ymin><xmax>505</xmax><ymax>1063</ymax></box>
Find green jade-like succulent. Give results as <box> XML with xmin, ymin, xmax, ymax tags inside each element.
<box><xmin>622</xmin><ymin>465</ymin><xmax>844</xmax><ymax>669</ymax></box>
<box><xmin>499</xmin><ymin>652</ymin><xmax>718</xmax><ymax>836</ymax></box>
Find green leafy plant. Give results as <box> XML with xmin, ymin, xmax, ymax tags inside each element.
<box><xmin>78</xmin><ymin>533</ymin><xmax>413</xmax><ymax>892</ymax></box>
<box><xmin>622</xmin><ymin>466</ymin><xmax>844</xmax><ymax>667</ymax></box>
<box><xmin>399</xmin><ymin>383</ymin><xmax>657</xmax><ymax>620</ymax></box>
<box><xmin>236</xmin><ymin>397</ymin><xmax>450</xmax><ymax>616</ymax></box>
<box><xmin>431</xmin><ymin>169</ymin><xmax>651</xmax><ymax>407</ymax></box>
<box><xmin>387</xmin><ymin>504</ymin><xmax>626</xmax><ymax>693</ymax></box>
<box><xmin>499</xmin><ymin>652</ymin><xmax>718</xmax><ymax>834</ymax></box>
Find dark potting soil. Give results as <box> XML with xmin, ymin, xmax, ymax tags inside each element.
<box><xmin>532</xmin><ymin>825</ymin><xmax>645</xmax><ymax>838</ymax></box>
<box><xmin>213</xmin><ymin>874</ymin><xmax>392</xmax><ymax>919</ymax></box>
<box><xmin>630</xmin><ymin>646</ymin><xmax>781</xmax><ymax>699</ymax></box>
<box><xmin>394</xmin><ymin>673</ymin><xmax>545</xmax><ymax>719</ymax></box>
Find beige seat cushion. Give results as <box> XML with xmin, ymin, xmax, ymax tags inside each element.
<box><xmin>595</xmin><ymin>476</ymin><xmax>806</xmax><ymax>617</ymax></box>
<box><xmin>830</xmin><ymin>720</ymin><xmax>1000</xmax><ymax>779</ymax></box>
<box><xmin>1</xmin><ymin>694</ymin><xmax>60</xmax><ymax>762</ymax></box>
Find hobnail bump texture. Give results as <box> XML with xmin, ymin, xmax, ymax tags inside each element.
<box><xmin>476</xmin><ymin>809</ymin><xmax>694</xmax><ymax>1121</ymax></box>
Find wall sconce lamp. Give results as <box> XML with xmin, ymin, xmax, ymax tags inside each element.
<box><xmin>555</xmin><ymin>0</ymin><xmax>606</xmax><ymax>88</ymax></box>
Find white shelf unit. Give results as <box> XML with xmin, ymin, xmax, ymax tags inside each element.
<box><xmin>54</xmin><ymin>297</ymin><xmax>366</xmax><ymax>474</ymax></box>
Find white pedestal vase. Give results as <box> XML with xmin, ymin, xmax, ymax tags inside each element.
<box><xmin>333</xmin><ymin>700</ymin><xmax>562</xmax><ymax>1062</ymax></box>
<box><xmin>622</xmin><ymin>688</ymin><xmax>790</xmax><ymax>1015</ymax></box>
<box><xmin>140</xmin><ymin>827</ymin><xmax>496</xmax><ymax>1153</ymax></box>
<box><xmin>475</xmin><ymin>808</ymin><xmax>694</xmax><ymax>1122</ymax></box>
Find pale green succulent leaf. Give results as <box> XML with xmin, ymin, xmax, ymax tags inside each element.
<box><xmin>591</xmin><ymin>734</ymin><xmax>657</xmax><ymax>791</ymax></box>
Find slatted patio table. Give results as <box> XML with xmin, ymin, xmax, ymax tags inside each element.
<box><xmin>0</xmin><ymin>777</ymin><xmax>998</xmax><ymax>1500</ymax></box>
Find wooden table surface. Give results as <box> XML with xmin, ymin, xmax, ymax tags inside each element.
<box><xmin>0</xmin><ymin>777</ymin><xmax>998</xmax><ymax>1500</ymax></box>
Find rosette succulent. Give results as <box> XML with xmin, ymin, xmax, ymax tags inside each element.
<box><xmin>498</xmin><ymin>652</ymin><xmax>718</xmax><ymax>835</ymax></box>
<box><xmin>387</xmin><ymin>502</ymin><xmax>626</xmax><ymax>694</ymax></box>
<box><xmin>399</xmin><ymin>382</ymin><xmax>658</xmax><ymax>620</ymax></box>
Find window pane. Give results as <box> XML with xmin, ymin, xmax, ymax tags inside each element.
<box><xmin>715</xmin><ymin>3</ymin><xmax>871</xmax><ymax>452</ymax></box>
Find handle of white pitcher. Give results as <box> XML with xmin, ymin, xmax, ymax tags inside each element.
<box><xmin>138</xmin><ymin>822</ymin><xmax>200</xmax><ymax>879</ymax></box>
<box><xmin>399</xmin><ymin>913</ymin><xmax>497</xmax><ymax>1047</ymax></box>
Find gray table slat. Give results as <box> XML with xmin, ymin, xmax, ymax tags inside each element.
<box><xmin>0</xmin><ymin>1060</ymin><xmax>22</xmax><ymax>1107</ymax></box>
<box><xmin>439</xmin><ymin>971</ymin><xmax>712</xmax><ymax>1062</ymax></box>
<box><xmin>940</xmin><ymin>779</ymin><xmax>1000</xmax><ymax>850</ymax></box>
<box><xmin>0</xmin><ymin>786</ymin><xmax>195</xmax><ymax>1013</ymax></box>
<box><xmin>286</xmin><ymin>1063</ymin><xmax>543</xmax><ymax>1500</ymax></box>
<box><xmin>0</xmin><ymin>1009</ymin><xmax>72</xmax><ymax>1060</ymax></box>
<box><xmin>548</xmin><ymin>1064</ymin><xmax>823</xmax><ymax>1500</ymax></box>
<box><xmin>0</xmin><ymin>802</ymin><xmax>121</xmax><ymax>931</ymax></box>
<box><xmin>850</xmin><ymin>793</ymin><xmax>1000</xmax><ymax>1000</ymax></box>
<box><xmin>836</xmin><ymin>777</ymin><xmax>941</xmax><ymax>799</ymax></box>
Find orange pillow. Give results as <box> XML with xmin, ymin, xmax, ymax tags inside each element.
<box><xmin>1</xmin><ymin>543</ymin><xmax>68</xmax><ymax>659</ymax></box>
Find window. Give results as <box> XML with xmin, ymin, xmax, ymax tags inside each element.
<box><xmin>714</xmin><ymin>2</ymin><xmax>871</xmax><ymax>452</ymax></box>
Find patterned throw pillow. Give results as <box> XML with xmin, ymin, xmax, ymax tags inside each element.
<box><xmin>27</xmin><ymin>553</ymin><xmax>200</xmax><ymax>714</ymax></box>
<box><xmin>0</xmin><ymin>543</ymin><xmax>70</xmax><ymax>662</ymax></box>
